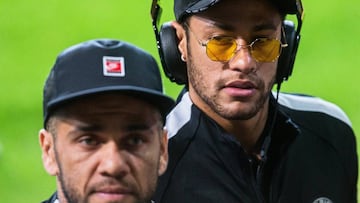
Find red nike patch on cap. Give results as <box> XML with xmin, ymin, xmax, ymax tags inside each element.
<box><xmin>103</xmin><ymin>56</ymin><xmax>125</xmax><ymax>77</ymax></box>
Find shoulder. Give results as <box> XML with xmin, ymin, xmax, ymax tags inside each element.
<box><xmin>275</xmin><ymin>92</ymin><xmax>356</xmax><ymax>156</ymax></box>
<box><xmin>276</xmin><ymin>93</ymin><xmax>357</xmax><ymax>186</ymax></box>
<box><xmin>165</xmin><ymin>92</ymin><xmax>194</xmax><ymax>139</ymax></box>
<box><xmin>41</xmin><ymin>192</ymin><xmax>58</xmax><ymax>203</ymax></box>
<box><xmin>276</xmin><ymin>92</ymin><xmax>352</xmax><ymax>127</ymax></box>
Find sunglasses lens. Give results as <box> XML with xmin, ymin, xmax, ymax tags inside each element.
<box><xmin>251</xmin><ymin>38</ymin><xmax>281</xmax><ymax>62</ymax></box>
<box><xmin>206</xmin><ymin>37</ymin><xmax>236</xmax><ymax>61</ymax></box>
<box><xmin>205</xmin><ymin>37</ymin><xmax>282</xmax><ymax>62</ymax></box>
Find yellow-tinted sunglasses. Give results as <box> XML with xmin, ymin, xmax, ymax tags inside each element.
<box><xmin>187</xmin><ymin>27</ymin><xmax>288</xmax><ymax>63</ymax></box>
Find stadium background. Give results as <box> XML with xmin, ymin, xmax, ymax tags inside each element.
<box><xmin>0</xmin><ymin>0</ymin><xmax>359</xmax><ymax>202</ymax></box>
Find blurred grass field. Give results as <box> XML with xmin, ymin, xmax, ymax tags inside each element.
<box><xmin>0</xmin><ymin>0</ymin><xmax>359</xmax><ymax>202</ymax></box>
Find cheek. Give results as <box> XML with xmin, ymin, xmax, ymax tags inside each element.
<box><xmin>188</xmin><ymin>51</ymin><xmax>222</xmax><ymax>85</ymax></box>
<box><xmin>187</xmin><ymin>38</ymin><xmax>213</xmax><ymax>69</ymax></box>
<box><xmin>135</xmin><ymin>145</ymin><xmax>162</xmax><ymax>174</ymax></box>
<box><xmin>258</xmin><ymin>62</ymin><xmax>277</xmax><ymax>82</ymax></box>
<box><xmin>56</xmin><ymin>145</ymin><xmax>97</xmax><ymax>180</ymax></box>
<box><xmin>127</xmin><ymin>151</ymin><xmax>160</xmax><ymax>195</ymax></box>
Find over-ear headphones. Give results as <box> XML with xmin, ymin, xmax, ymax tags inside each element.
<box><xmin>276</xmin><ymin>20</ymin><xmax>300</xmax><ymax>85</ymax></box>
<box><xmin>158</xmin><ymin>22</ymin><xmax>187</xmax><ymax>85</ymax></box>
<box><xmin>151</xmin><ymin>0</ymin><xmax>304</xmax><ymax>86</ymax></box>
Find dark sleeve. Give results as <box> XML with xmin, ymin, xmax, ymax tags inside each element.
<box><xmin>342</xmin><ymin>128</ymin><xmax>358</xmax><ymax>202</ymax></box>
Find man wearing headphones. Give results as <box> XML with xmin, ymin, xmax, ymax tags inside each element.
<box><xmin>150</xmin><ymin>0</ymin><xmax>358</xmax><ymax>202</ymax></box>
<box><xmin>39</xmin><ymin>39</ymin><xmax>174</xmax><ymax>203</ymax></box>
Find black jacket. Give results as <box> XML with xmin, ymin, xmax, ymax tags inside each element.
<box><xmin>41</xmin><ymin>192</ymin><xmax>57</xmax><ymax>203</ymax></box>
<box><xmin>154</xmin><ymin>92</ymin><xmax>358</xmax><ymax>203</ymax></box>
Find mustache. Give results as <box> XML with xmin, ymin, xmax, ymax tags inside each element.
<box><xmin>87</xmin><ymin>178</ymin><xmax>136</xmax><ymax>195</ymax></box>
<box><xmin>218</xmin><ymin>73</ymin><xmax>265</xmax><ymax>89</ymax></box>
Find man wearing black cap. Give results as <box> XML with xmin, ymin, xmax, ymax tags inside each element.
<box><xmin>150</xmin><ymin>0</ymin><xmax>358</xmax><ymax>202</ymax></box>
<box><xmin>39</xmin><ymin>39</ymin><xmax>175</xmax><ymax>203</ymax></box>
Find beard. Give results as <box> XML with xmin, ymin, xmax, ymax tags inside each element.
<box><xmin>53</xmin><ymin>147</ymin><xmax>157</xmax><ymax>203</ymax></box>
<box><xmin>187</xmin><ymin>53</ymin><xmax>275</xmax><ymax>120</ymax></box>
<box><xmin>58</xmin><ymin>174</ymin><xmax>154</xmax><ymax>203</ymax></box>
<box><xmin>58</xmin><ymin>169</ymin><xmax>83</xmax><ymax>203</ymax></box>
<box><xmin>53</xmin><ymin>146</ymin><xmax>86</xmax><ymax>203</ymax></box>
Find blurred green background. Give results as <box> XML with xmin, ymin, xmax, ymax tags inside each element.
<box><xmin>0</xmin><ymin>0</ymin><xmax>359</xmax><ymax>202</ymax></box>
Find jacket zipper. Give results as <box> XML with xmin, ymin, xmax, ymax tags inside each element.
<box><xmin>248</xmin><ymin>157</ymin><xmax>266</xmax><ymax>203</ymax></box>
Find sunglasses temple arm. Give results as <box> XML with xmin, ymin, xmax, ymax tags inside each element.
<box><xmin>280</xmin><ymin>26</ymin><xmax>289</xmax><ymax>47</ymax></box>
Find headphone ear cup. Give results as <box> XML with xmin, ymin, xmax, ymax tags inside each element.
<box><xmin>276</xmin><ymin>20</ymin><xmax>300</xmax><ymax>85</ymax></box>
<box><xmin>158</xmin><ymin>22</ymin><xmax>187</xmax><ymax>85</ymax></box>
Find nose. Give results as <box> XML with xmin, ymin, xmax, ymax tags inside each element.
<box><xmin>98</xmin><ymin>142</ymin><xmax>130</xmax><ymax>178</ymax></box>
<box><xmin>228</xmin><ymin>40</ymin><xmax>257</xmax><ymax>74</ymax></box>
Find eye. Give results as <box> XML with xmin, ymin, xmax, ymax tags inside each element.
<box><xmin>211</xmin><ymin>36</ymin><xmax>235</xmax><ymax>45</ymax></box>
<box><xmin>78</xmin><ymin>136</ymin><xmax>100</xmax><ymax>147</ymax></box>
<box><xmin>126</xmin><ymin>135</ymin><xmax>145</xmax><ymax>146</ymax></box>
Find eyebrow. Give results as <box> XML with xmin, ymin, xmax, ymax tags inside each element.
<box><xmin>70</xmin><ymin>123</ymin><xmax>152</xmax><ymax>134</ymax></box>
<box><xmin>74</xmin><ymin>124</ymin><xmax>103</xmax><ymax>132</ymax></box>
<box><xmin>252</xmin><ymin>22</ymin><xmax>277</xmax><ymax>32</ymax></box>
<box><xmin>125</xmin><ymin>124</ymin><xmax>152</xmax><ymax>132</ymax></box>
<box><xmin>207</xmin><ymin>21</ymin><xmax>277</xmax><ymax>33</ymax></box>
<box><xmin>204</xmin><ymin>21</ymin><xmax>234</xmax><ymax>32</ymax></box>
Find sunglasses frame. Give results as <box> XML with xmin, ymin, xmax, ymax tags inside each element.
<box><xmin>185</xmin><ymin>23</ymin><xmax>289</xmax><ymax>62</ymax></box>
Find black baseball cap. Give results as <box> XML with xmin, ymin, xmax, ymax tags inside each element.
<box><xmin>43</xmin><ymin>39</ymin><xmax>175</xmax><ymax>126</ymax></box>
<box><xmin>174</xmin><ymin>0</ymin><xmax>302</xmax><ymax>21</ymax></box>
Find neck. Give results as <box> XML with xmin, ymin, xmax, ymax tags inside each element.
<box><xmin>222</xmin><ymin>103</ymin><xmax>269</xmax><ymax>153</ymax></box>
<box><xmin>191</xmin><ymin>95</ymin><xmax>270</xmax><ymax>153</ymax></box>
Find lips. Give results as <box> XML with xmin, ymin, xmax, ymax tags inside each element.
<box><xmin>91</xmin><ymin>185</ymin><xmax>134</xmax><ymax>201</ymax></box>
<box><xmin>97</xmin><ymin>188</ymin><xmax>130</xmax><ymax>194</ymax></box>
<box><xmin>226</xmin><ymin>80</ymin><xmax>256</xmax><ymax>89</ymax></box>
<box><xmin>223</xmin><ymin>80</ymin><xmax>257</xmax><ymax>98</ymax></box>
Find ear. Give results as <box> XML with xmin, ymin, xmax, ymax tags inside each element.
<box><xmin>39</xmin><ymin>129</ymin><xmax>59</xmax><ymax>176</ymax></box>
<box><xmin>158</xmin><ymin>128</ymin><xmax>168</xmax><ymax>176</ymax></box>
<box><xmin>172</xmin><ymin>21</ymin><xmax>187</xmax><ymax>61</ymax></box>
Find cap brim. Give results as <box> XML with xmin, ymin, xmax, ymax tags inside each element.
<box><xmin>180</xmin><ymin>0</ymin><xmax>220</xmax><ymax>20</ymax></box>
<box><xmin>45</xmin><ymin>86</ymin><xmax>175</xmax><ymax>123</ymax></box>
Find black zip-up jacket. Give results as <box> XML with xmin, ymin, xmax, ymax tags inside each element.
<box><xmin>41</xmin><ymin>192</ymin><xmax>57</xmax><ymax>203</ymax></box>
<box><xmin>154</xmin><ymin>92</ymin><xmax>357</xmax><ymax>203</ymax></box>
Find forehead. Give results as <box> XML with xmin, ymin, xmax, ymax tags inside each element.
<box><xmin>52</xmin><ymin>93</ymin><xmax>161</xmax><ymax>125</ymax></box>
<box><xmin>190</xmin><ymin>0</ymin><xmax>282</xmax><ymax>29</ymax></box>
